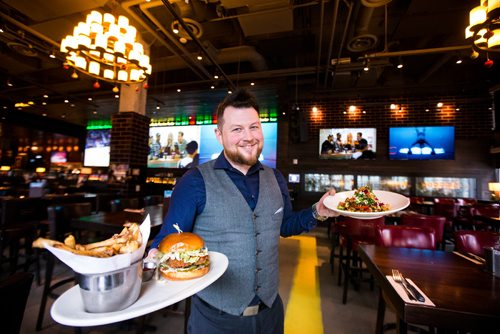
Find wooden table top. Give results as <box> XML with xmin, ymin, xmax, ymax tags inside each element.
<box><xmin>358</xmin><ymin>244</ymin><xmax>500</xmax><ymax>332</ymax></box>
<box><xmin>71</xmin><ymin>205</ymin><xmax>164</xmax><ymax>237</ymax></box>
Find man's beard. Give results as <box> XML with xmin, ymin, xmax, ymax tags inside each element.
<box><xmin>225</xmin><ymin>141</ymin><xmax>263</xmax><ymax>166</ymax></box>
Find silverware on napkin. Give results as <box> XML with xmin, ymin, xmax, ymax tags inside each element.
<box><xmin>392</xmin><ymin>269</ymin><xmax>425</xmax><ymax>302</ymax></box>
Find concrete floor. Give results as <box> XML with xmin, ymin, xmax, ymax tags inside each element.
<box><xmin>14</xmin><ymin>225</ymin><xmax>393</xmax><ymax>334</ymax></box>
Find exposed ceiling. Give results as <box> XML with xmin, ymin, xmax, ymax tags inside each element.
<box><xmin>0</xmin><ymin>0</ymin><xmax>498</xmax><ymax>127</ymax></box>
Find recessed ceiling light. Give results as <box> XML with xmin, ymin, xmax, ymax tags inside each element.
<box><xmin>456</xmin><ymin>59</ymin><xmax>463</xmax><ymax>64</ymax></box>
<box><xmin>88</xmin><ymin>97</ymin><xmax>93</xmax><ymax>101</ymax></box>
<box><xmin>43</xmin><ymin>94</ymin><xmax>48</xmax><ymax>98</ymax></box>
<box><xmin>114</xmin><ymin>94</ymin><xmax>119</xmax><ymax>98</ymax></box>
<box><xmin>177</xmin><ymin>88</ymin><xmax>181</xmax><ymax>92</ymax></box>
<box><xmin>64</xmin><ymin>99</ymin><xmax>69</xmax><ymax>103</ymax></box>
<box><xmin>42</xmin><ymin>102</ymin><xmax>47</xmax><ymax>105</ymax></box>
<box><xmin>437</xmin><ymin>102</ymin><xmax>443</xmax><ymax>108</ymax></box>
<box><xmin>42</xmin><ymin>113</ymin><xmax>47</xmax><ymax>117</ymax></box>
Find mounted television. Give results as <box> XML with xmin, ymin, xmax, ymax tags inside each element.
<box><xmin>388</xmin><ymin>126</ymin><xmax>455</xmax><ymax>160</ymax></box>
<box><xmin>147</xmin><ymin>123</ymin><xmax>278</xmax><ymax>169</ymax></box>
<box><xmin>50</xmin><ymin>151</ymin><xmax>67</xmax><ymax>164</ymax></box>
<box><xmin>84</xmin><ymin>129</ymin><xmax>111</xmax><ymax>167</ymax></box>
<box><xmin>319</xmin><ymin>128</ymin><xmax>377</xmax><ymax>160</ymax></box>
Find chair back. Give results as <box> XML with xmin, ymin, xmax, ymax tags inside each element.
<box><xmin>434</xmin><ymin>197</ymin><xmax>456</xmax><ymax>205</ymax></box>
<box><xmin>433</xmin><ymin>201</ymin><xmax>459</xmax><ymax>219</ymax></box>
<box><xmin>1</xmin><ymin>197</ymin><xmax>47</xmax><ymax>227</ymax></box>
<box><xmin>376</xmin><ymin>225</ymin><xmax>436</xmax><ymax>250</ymax></box>
<box><xmin>400</xmin><ymin>213</ymin><xmax>446</xmax><ymax>247</ymax></box>
<box><xmin>338</xmin><ymin>216</ymin><xmax>386</xmax><ymax>249</ymax></box>
<box><xmin>47</xmin><ymin>202</ymin><xmax>92</xmax><ymax>240</ymax></box>
<box><xmin>0</xmin><ymin>272</ymin><xmax>33</xmax><ymax>334</ymax></box>
<box><xmin>110</xmin><ymin>198</ymin><xmax>140</xmax><ymax>213</ymax></box>
<box><xmin>143</xmin><ymin>195</ymin><xmax>163</xmax><ymax>206</ymax></box>
<box><xmin>454</xmin><ymin>230</ymin><xmax>500</xmax><ymax>256</ymax></box>
<box><xmin>472</xmin><ymin>204</ymin><xmax>500</xmax><ymax>218</ymax></box>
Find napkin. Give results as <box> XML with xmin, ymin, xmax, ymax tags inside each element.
<box><xmin>386</xmin><ymin>275</ymin><xmax>435</xmax><ymax>306</ymax></box>
<box><xmin>43</xmin><ymin>215</ymin><xmax>151</xmax><ymax>274</ymax></box>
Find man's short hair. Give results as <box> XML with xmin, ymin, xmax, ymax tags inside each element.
<box><xmin>216</xmin><ymin>89</ymin><xmax>259</xmax><ymax>129</ymax></box>
<box><xmin>186</xmin><ymin>141</ymin><xmax>198</xmax><ymax>154</ymax></box>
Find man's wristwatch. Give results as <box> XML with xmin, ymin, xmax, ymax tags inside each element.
<box><xmin>312</xmin><ymin>202</ymin><xmax>328</xmax><ymax>221</ymax></box>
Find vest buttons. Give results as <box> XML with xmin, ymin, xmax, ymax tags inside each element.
<box><xmin>256</xmin><ymin>267</ymin><xmax>262</xmax><ymax>273</ymax></box>
<box><xmin>255</xmin><ymin>232</ymin><xmax>260</xmax><ymax>237</ymax></box>
<box><xmin>255</xmin><ymin>285</ymin><xmax>261</xmax><ymax>292</ymax></box>
<box><xmin>255</xmin><ymin>250</ymin><xmax>261</xmax><ymax>256</ymax></box>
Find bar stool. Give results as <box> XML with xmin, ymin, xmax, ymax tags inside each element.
<box><xmin>36</xmin><ymin>202</ymin><xmax>91</xmax><ymax>331</ymax></box>
<box><xmin>338</xmin><ymin>216</ymin><xmax>385</xmax><ymax>304</ymax></box>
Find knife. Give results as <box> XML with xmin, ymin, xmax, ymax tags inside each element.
<box><xmin>400</xmin><ymin>274</ymin><xmax>425</xmax><ymax>302</ymax></box>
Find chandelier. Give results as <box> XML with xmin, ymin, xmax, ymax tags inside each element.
<box><xmin>465</xmin><ymin>1</ymin><xmax>500</xmax><ymax>60</ymax></box>
<box><xmin>60</xmin><ymin>11</ymin><xmax>152</xmax><ymax>86</ymax></box>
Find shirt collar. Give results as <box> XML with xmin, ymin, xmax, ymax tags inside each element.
<box><xmin>214</xmin><ymin>151</ymin><xmax>263</xmax><ymax>176</ymax></box>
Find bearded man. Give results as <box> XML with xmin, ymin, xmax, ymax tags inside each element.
<box><xmin>148</xmin><ymin>89</ymin><xmax>337</xmax><ymax>334</ymax></box>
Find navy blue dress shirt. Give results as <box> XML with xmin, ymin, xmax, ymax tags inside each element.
<box><xmin>151</xmin><ymin>152</ymin><xmax>317</xmax><ymax>249</ymax></box>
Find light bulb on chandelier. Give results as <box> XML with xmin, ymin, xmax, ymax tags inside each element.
<box><xmin>465</xmin><ymin>1</ymin><xmax>500</xmax><ymax>61</ymax></box>
<box><xmin>60</xmin><ymin>10</ymin><xmax>152</xmax><ymax>88</ymax></box>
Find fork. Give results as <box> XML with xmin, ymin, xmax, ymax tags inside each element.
<box><xmin>391</xmin><ymin>269</ymin><xmax>416</xmax><ymax>301</ymax></box>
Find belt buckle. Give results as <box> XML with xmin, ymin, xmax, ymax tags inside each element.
<box><xmin>242</xmin><ymin>304</ymin><xmax>259</xmax><ymax>316</ymax></box>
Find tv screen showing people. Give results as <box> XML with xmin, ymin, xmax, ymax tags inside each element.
<box><xmin>319</xmin><ymin>128</ymin><xmax>377</xmax><ymax>160</ymax></box>
<box><xmin>83</xmin><ymin>129</ymin><xmax>111</xmax><ymax>167</ymax></box>
<box><xmin>388</xmin><ymin>126</ymin><xmax>455</xmax><ymax>160</ymax></box>
<box><xmin>148</xmin><ymin>123</ymin><xmax>277</xmax><ymax>168</ymax></box>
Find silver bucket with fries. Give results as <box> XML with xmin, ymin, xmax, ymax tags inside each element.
<box><xmin>76</xmin><ymin>259</ymin><xmax>142</xmax><ymax>313</ymax></box>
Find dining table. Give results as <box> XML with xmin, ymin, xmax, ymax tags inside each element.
<box><xmin>71</xmin><ymin>205</ymin><xmax>164</xmax><ymax>237</ymax></box>
<box><xmin>358</xmin><ymin>244</ymin><xmax>500</xmax><ymax>334</ymax></box>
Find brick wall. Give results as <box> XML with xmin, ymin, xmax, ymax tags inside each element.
<box><xmin>110</xmin><ymin>111</ymin><xmax>150</xmax><ymax>195</ymax></box>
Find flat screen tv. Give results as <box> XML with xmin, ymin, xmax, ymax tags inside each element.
<box><xmin>147</xmin><ymin>123</ymin><xmax>278</xmax><ymax>169</ymax></box>
<box><xmin>388</xmin><ymin>126</ymin><xmax>455</xmax><ymax>160</ymax></box>
<box><xmin>84</xmin><ymin>129</ymin><xmax>111</xmax><ymax>167</ymax></box>
<box><xmin>319</xmin><ymin>128</ymin><xmax>377</xmax><ymax>160</ymax></box>
<box><xmin>50</xmin><ymin>151</ymin><xmax>67</xmax><ymax>164</ymax></box>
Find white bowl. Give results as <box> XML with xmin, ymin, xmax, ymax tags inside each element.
<box><xmin>323</xmin><ymin>190</ymin><xmax>410</xmax><ymax>219</ymax></box>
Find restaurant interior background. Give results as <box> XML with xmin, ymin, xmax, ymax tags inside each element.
<box><xmin>0</xmin><ymin>0</ymin><xmax>500</xmax><ymax>207</ymax></box>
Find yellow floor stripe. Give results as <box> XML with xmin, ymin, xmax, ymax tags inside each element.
<box><xmin>284</xmin><ymin>235</ymin><xmax>323</xmax><ymax>334</ymax></box>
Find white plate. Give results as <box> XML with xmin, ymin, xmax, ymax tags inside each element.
<box><xmin>51</xmin><ymin>251</ymin><xmax>228</xmax><ymax>327</ymax></box>
<box><xmin>323</xmin><ymin>190</ymin><xmax>410</xmax><ymax>219</ymax></box>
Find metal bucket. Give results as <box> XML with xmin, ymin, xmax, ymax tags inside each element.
<box><xmin>76</xmin><ymin>260</ymin><xmax>142</xmax><ymax>313</ymax></box>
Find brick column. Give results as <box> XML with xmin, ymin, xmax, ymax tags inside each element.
<box><xmin>109</xmin><ymin>83</ymin><xmax>150</xmax><ymax>196</ymax></box>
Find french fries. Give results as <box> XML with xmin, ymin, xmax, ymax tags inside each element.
<box><xmin>32</xmin><ymin>222</ymin><xmax>142</xmax><ymax>258</ymax></box>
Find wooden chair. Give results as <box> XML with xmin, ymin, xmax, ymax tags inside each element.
<box><xmin>454</xmin><ymin>230</ymin><xmax>500</xmax><ymax>256</ymax></box>
<box><xmin>0</xmin><ymin>197</ymin><xmax>46</xmax><ymax>284</ymax></box>
<box><xmin>337</xmin><ymin>216</ymin><xmax>385</xmax><ymax>304</ymax></box>
<box><xmin>110</xmin><ymin>198</ymin><xmax>140</xmax><ymax>213</ymax></box>
<box><xmin>0</xmin><ymin>272</ymin><xmax>34</xmax><ymax>334</ymax></box>
<box><xmin>143</xmin><ymin>195</ymin><xmax>163</xmax><ymax>206</ymax></box>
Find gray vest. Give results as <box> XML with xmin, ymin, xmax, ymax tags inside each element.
<box><xmin>194</xmin><ymin>160</ymin><xmax>284</xmax><ymax>316</ymax></box>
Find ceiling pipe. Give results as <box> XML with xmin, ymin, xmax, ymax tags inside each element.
<box><xmin>328</xmin><ymin>0</ymin><xmax>354</xmax><ymax>88</ymax></box>
<box><xmin>121</xmin><ymin>0</ymin><xmax>209</xmax><ymax>80</ymax></box>
<box><xmin>364</xmin><ymin>45</ymin><xmax>471</xmax><ymax>58</ymax></box>
<box><xmin>323</xmin><ymin>0</ymin><xmax>340</xmax><ymax>88</ymax></box>
<box><xmin>138</xmin><ymin>1</ymin><xmax>212</xmax><ymax>79</ymax></box>
<box><xmin>314</xmin><ymin>0</ymin><xmax>327</xmax><ymax>87</ymax></box>
<box><xmin>160</xmin><ymin>0</ymin><xmax>236</xmax><ymax>91</ymax></box>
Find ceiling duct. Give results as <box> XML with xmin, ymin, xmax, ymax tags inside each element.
<box><xmin>347</xmin><ymin>0</ymin><xmax>393</xmax><ymax>52</ymax></box>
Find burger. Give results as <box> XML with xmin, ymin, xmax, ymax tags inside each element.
<box><xmin>157</xmin><ymin>232</ymin><xmax>210</xmax><ymax>280</ymax></box>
